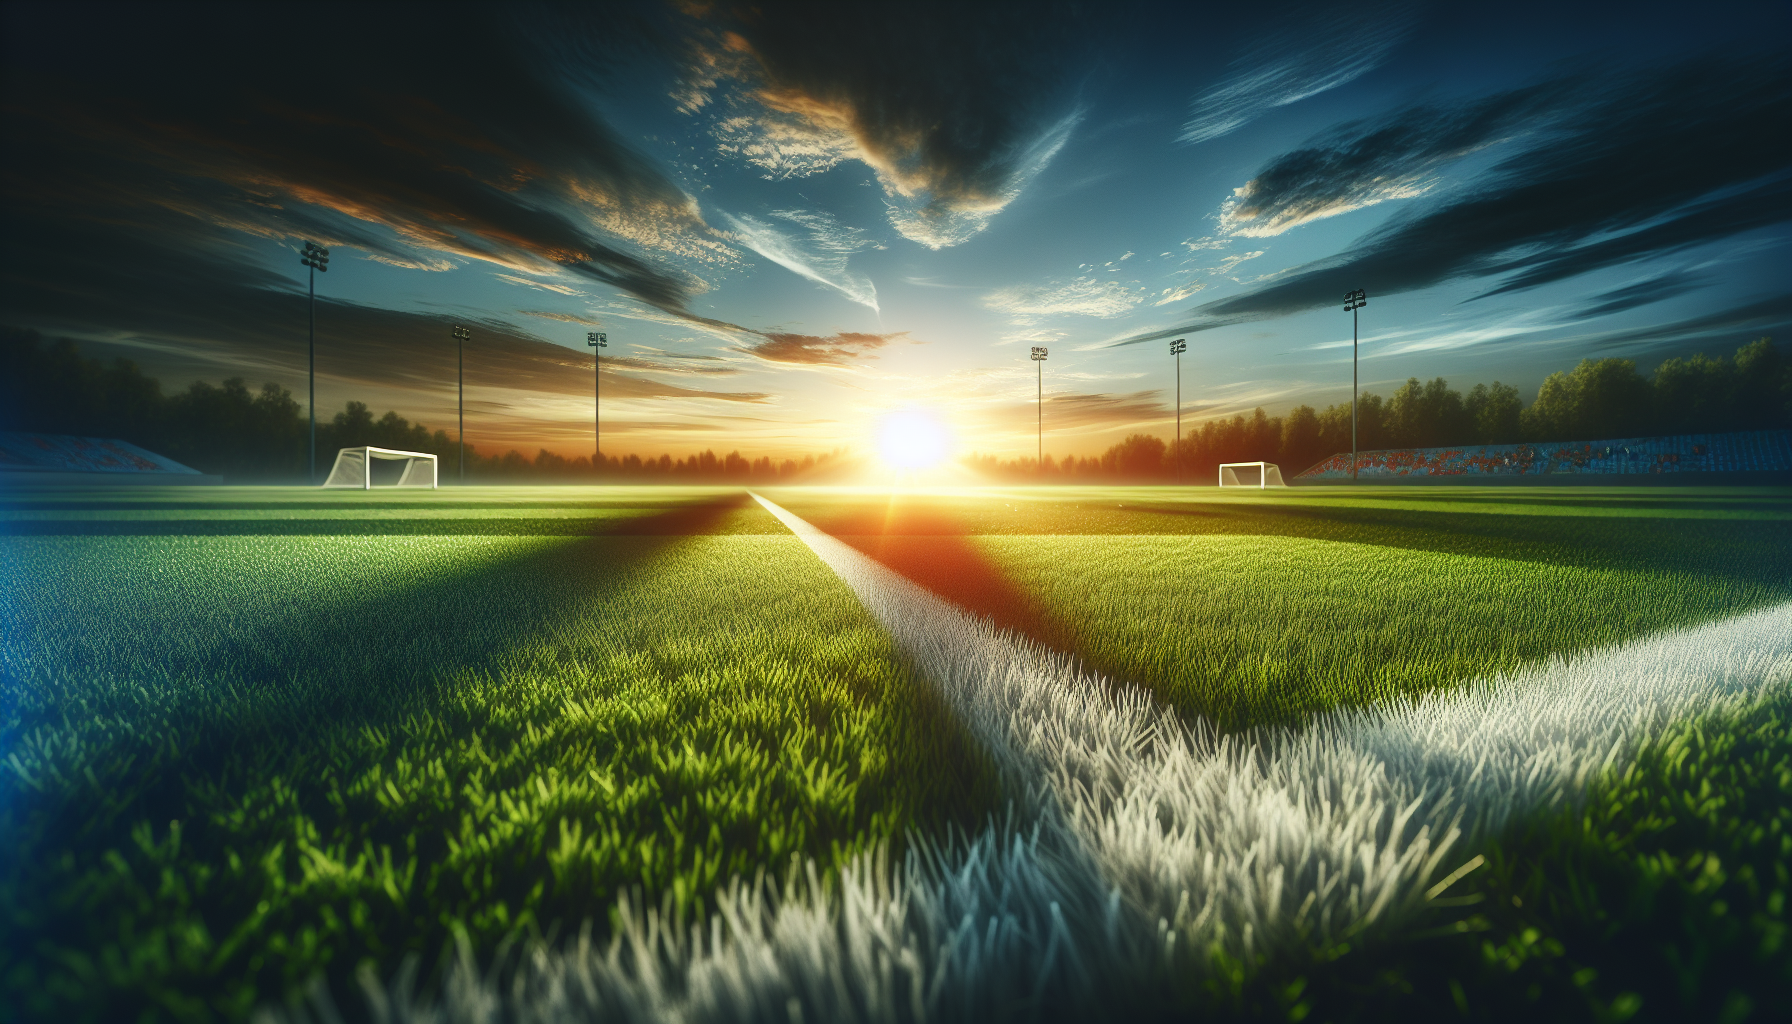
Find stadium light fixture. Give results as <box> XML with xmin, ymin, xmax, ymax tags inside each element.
<box><xmin>1343</xmin><ymin>289</ymin><xmax>1367</xmax><ymax>481</ymax></box>
<box><xmin>299</xmin><ymin>241</ymin><xmax>329</xmax><ymax>483</ymax></box>
<box><xmin>587</xmin><ymin>332</ymin><xmax>607</xmax><ymax>473</ymax></box>
<box><xmin>1031</xmin><ymin>346</ymin><xmax>1048</xmax><ymax>474</ymax></box>
<box><xmin>1170</xmin><ymin>338</ymin><xmax>1187</xmax><ymax>483</ymax></box>
<box><xmin>452</xmin><ymin>324</ymin><xmax>471</xmax><ymax>483</ymax></box>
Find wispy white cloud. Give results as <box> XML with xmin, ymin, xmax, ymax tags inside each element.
<box><xmin>1153</xmin><ymin>281</ymin><xmax>1207</xmax><ymax>307</ymax></box>
<box><xmin>984</xmin><ymin>276</ymin><xmax>1144</xmax><ymax>323</ymax></box>
<box><xmin>1218</xmin><ymin>176</ymin><xmax>1435</xmax><ymax>237</ymax></box>
<box><xmin>713</xmin><ymin>111</ymin><xmax>857</xmax><ymax>180</ymax></box>
<box><xmin>995</xmin><ymin>327</ymin><xmax>1067</xmax><ymax>348</ymax></box>
<box><xmin>495</xmin><ymin>273</ymin><xmax>585</xmax><ymax>296</ymax></box>
<box><xmin>720</xmin><ymin>209</ymin><xmax>881</xmax><ymax>311</ymax></box>
<box><xmin>1180</xmin><ymin>4</ymin><xmax>1417</xmax><ymax>145</ymax></box>
<box><xmin>901</xmin><ymin>276</ymin><xmax>981</xmax><ymax>290</ymax></box>
<box><xmin>362</xmin><ymin>252</ymin><xmax>458</xmax><ymax>272</ymax></box>
<box><xmin>1212</xmin><ymin>250</ymin><xmax>1266</xmax><ymax>278</ymax></box>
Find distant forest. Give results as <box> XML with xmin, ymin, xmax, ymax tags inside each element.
<box><xmin>974</xmin><ymin>336</ymin><xmax>1791</xmax><ymax>481</ymax></box>
<box><xmin>0</xmin><ymin>329</ymin><xmax>842</xmax><ymax>482</ymax></box>
<box><xmin>3</xmin><ymin>328</ymin><xmax>1787</xmax><ymax>482</ymax></box>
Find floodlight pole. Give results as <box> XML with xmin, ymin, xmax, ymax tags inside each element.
<box><xmin>453</xmin><ymin>324</ymin><xmax>471</xmax><ymax>483</ymax></box>
<box><xmin>587</xmin><ymin>332</ymin><xmax>607</xmax><ymax>474</ymax></box>
<box><xmin>1343</xmin><ymin>289</ymin><xmax>1367</xmax><ymax>481</ymax></box>
<box><xmin>1170</xmin><ymin>338</ymin><xmax>1187</xmax><ymax>483</ymax></box>
<box><xmin>1031</xmin><ymin>346</ymin><xmax>1048</xmax><ymax>474</ymax></box>
<box><xmin>300</xmin><ymin>242</ymin><xmax>329</xmax><ymax>482</ymax></box>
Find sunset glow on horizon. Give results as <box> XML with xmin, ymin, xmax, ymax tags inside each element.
<box><xmin>1</xmin><ymin>2</ymin><xmax>1786</xmax><ymax>465</ymax></box>
<box><xmin>876</xmin><ymin>409</ymin><xmax>953</xmax><ymax>471</ymax></box>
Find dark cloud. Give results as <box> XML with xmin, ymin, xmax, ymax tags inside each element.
<box><xmin>1219</xmin><ymin>78</ymin><xmax>1572</xmax><ymax>236</ymax></box>
<box><xmin>0</xmin><ymin>209</ymin><xmax>769</xmax><ymax>416</ymax></box>
<box><xmin>1036</xmin><ymin>390</ymin><xmax>1169</xmax><ymax>431</ymax></box>
<box><xmin>1575</xmin><ymin>269</ymin><xmax>1711</xmax><ymax>320</ymax></box>
<box><xmin>739</xmin><ymin>331</ymin><xmax>904</xmax><ymax>367</ymax></box>
<box><xmin>1577</xmin><ymin>292</ymin><xmax>1792</xmax><ymax>355</ymax></box>
<box><xmin>1116</xmin><ymin>55</ymin><xmax>1792</xmax><ymax>346</ymax></box>
<box><xmin>1181</xmin><ymin>3</ymin><xmax>1418</xmax><ymax>145</ymax></box>
<box><xmin>1470</xmin><ymin>174</ymin><xmax>1791</xmax><ymax>299</ymax></box>
<box><xmin>1</xmin><ymin>3</ymin><xmax>725</xmax><ymax>316</ymax></box>
<box><xmin>678</xmin><ymin>0</ymin><xmax>1087</xmax><ymax>247</ymax></box>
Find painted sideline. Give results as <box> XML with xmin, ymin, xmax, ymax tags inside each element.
<box><xmin>749</xmin><ymin>492</ymin><xmax>1792</xmax><ymax>972</ymax></box>
<box><xmin>286</xmin><ymin>494</ymin><xmax>1792</xmax><ymax>1023</ymax></box>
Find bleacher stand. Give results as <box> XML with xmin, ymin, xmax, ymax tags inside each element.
<box><xmin>0</xmin><ymin>432</ymin><xmax>219</xmax><ymax>485</ymax></box>
<box><xmin>1294</xmin><ymin>429</ymin><xmax>1792</xmax><ymax>481</ymax></box>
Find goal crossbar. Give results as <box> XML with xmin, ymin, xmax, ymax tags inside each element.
<box><xmin>1218</xmin><ymin>461</ymin><xmax>1287</xmax><ymax>488</ymax></box>
<box><xmin>322</xmin><ymin>446</ymin><xmax>438</xmax><ymax>489</ymax></box>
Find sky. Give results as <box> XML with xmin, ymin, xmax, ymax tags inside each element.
<box><xmin>2</xmin><ymin>0</ymin><xmax>1788</xmax><ymax>462</ymax></box>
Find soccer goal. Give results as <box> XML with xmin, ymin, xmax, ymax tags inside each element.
<box><xmin>1218</xmin><ymin>461</ymin><xmax>1287</xmax><ymax>488</ymax></box>
<box><xmin>322</xmin><ymin>447</ymin><xmax>438</xmax><ymax>489</ymax></box>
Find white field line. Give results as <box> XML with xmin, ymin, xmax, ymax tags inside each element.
<box><xmin>750</xmin><ymin>494</ymin><xmax>1792</xmax><ymax>960</ymax></box>
<box><xmin>299</xmin><ymin>496</ymin><xmax>1792</xmax><ymax>1024</ymax></box>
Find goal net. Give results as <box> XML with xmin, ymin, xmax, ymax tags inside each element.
<box><xmin>322</xmin><ymin>446</ymin><xmax>438</xmax><ymax>489</ymax></box>
<box><xmin>1218</xmin><ymin>461</ymin><xmax>1288</xmax><ymax>488</ymax></box>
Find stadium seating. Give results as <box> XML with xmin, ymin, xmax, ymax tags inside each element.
<box><xmin>1294</xmin><ymin>429</ymin><xmax>1792</xmax><ymax>480</ymax></box>
<box><xmin>0</xmin><ymin>432</ymin><xmax>217</xmax><ymax>483</ymax></box>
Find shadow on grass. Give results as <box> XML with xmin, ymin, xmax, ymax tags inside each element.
<box><xmin>784</xmin><ymin>492</ymin><xmax>1792</xmax><ymax>592</ymax></box>
<box><xmin>6</xmin><ymin>493</ymin><xmax>758</xmax><ymax>818</ymax></box>
<box><xmin>0</xmin><ymin>498</ymin><xmax>729</xmax><ymax>513</ymax></box>
<box><xmin>778</xmin><ymin>492</ymin><xmax>1792</xmax><ymax>739</ymax></box>
<box><xmin>819</xmin><ymin>496</ymin><xmax>1073</xmax><ymax>650</ymax></box>
<box><xmin>0</xmin><ymin>496</ymin><xmax>779</xmax><ymax>537</ymax></box>
<box><xmin>1168</xmin><ymin>501</ymin><xmax>1792</xmax><ymax>590</ymax></box>
<box><xmin>3</xmin><ymin>490</ymin><xmax>1004</xmax><ymax>1021</ymax></box>
<box><xmin>1321</xmin><ymin>491</ymin><xmax>1788</xmax><ymax>513</ymax></box>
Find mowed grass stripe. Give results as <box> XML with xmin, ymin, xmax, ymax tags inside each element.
<box><xmin>973</xmin><ymin>532</ymin><xmax>1788</xmax><ymax>729</ymax></box>
<box><xmin>758</xmin><ymin>486</ymin><xmax>1792</xmax><ymax>732</ymax></box>
<box><xmin>1</xmin><ymin>494</ymin><xmax>994</xmax><ymax>1020</ymax></box>
<box><xmin>549</xmin><ymin>492</ymin><xmax>1780</xmax><ymax>1023</ymax></box>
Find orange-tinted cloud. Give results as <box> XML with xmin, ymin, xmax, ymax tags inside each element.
<box><xmin>519</xmin><ymin>310</ymin><xmax>604</xmax><ymax>326</ymax></box>
<box><xmin>600</xmin><ymin>353</ymin><xmax>741</xmax><ymax>377</ymax></box>
<box><xmin>678</xmin><ymin>1</ymin><xmax>1086</xmax><ymax>248</ymax></box>
<box><xmin>739</xmin><ymin>331</ymin><xmax>904</xmax><ymax>366</ymax></box>
<box><xmin>3</xmin><ymin>6</ymin><xmax>727</xmax><ymax>317</ymax></box>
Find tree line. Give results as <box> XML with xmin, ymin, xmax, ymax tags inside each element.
<box><xmin>0</xmin><ymin>329</ymin><xmax>842</xmax><ymax>482</ymax></box>
<box><xmin>4</xmin><ymin>328</ymin><xmax>1786</xmax><ymax>483</ymax></box>
<box><xmin>970</xmin><ymin>337</ymin><xmax>1790</xmax><ymax>481</ymax></box>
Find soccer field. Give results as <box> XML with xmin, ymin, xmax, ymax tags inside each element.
<box><xmin>2</xmin><ymin>484</ymin><xmax>1788</xmax><ymax>1022</ymax></box>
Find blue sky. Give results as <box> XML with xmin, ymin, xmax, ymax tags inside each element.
<box><xmin>2</xmin><ymin>0</ymin><xmax>1787</xmax><ymax>460</ymax></box>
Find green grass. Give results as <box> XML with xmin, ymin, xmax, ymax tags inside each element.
<box><xmin>0</xmin><ymin>488</ymin><xmax>995</xmax><ymax>1022</ymax></box>
<box><xmin>762</xmin><ymin>485</ymin><xmax>1792</xmax><ymax>729</ymax></box>
<box><xmin>1212</xmin><ymin>684</ymin><xmax>1792</xmax><ymax>1023</ymax></box>
<box><xmin>4</xmin><ymin>482</ymin><xmax>1788</xmax><ymax>1021</ymax></box>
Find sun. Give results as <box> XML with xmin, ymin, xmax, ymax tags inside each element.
<box><xmin>876</xmin><ymin>409</ymin><xmax>952</xmax><ymax>471</ymax></box>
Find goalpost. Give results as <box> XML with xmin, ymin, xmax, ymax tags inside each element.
<box><xmin>1218</xmin><ymin>461</ymin><xmax>1288</xmax><ymax>488</ymax></box>
<box><xmin>322</xmin><ymin>446</ymin><xmax>438</xmax><ymax>489</ymax></box>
